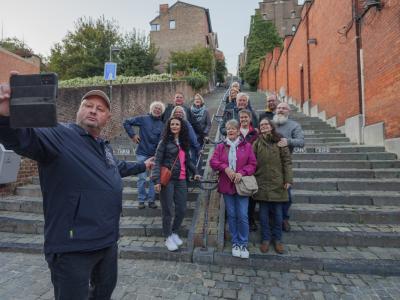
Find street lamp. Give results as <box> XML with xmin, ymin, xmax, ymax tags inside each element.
<box><xmin>108</xmin><ymin>45</ymin><xmax>120</xmax><ymax>103</ymax></box>
<box><xmin>109</xmin><ymin>45</ymin><xmax>120</xmax><ymax>62</ymax></box>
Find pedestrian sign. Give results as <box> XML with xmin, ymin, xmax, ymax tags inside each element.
<box><xmin>104</xmin><ymin>62</ymin><xmax>117</xmax><ymax>81</ymax></box>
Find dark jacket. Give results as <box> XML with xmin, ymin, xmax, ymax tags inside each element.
<box><xmin>240</xmin><ymin>126</ymin><xmax>258</xmax><ymax>145</ymax></box>
<box><xmin>0</xmin><ymin>118</ymin><xmax>145</xmax><ymax>254</ymax></box>
<box><xmin>252</xmin><ymin>135</ymin><xmax>293</xmax><ymax>202</ymax></box>
<box><xmin>123</xmin><ymin>114</ymin><xmax>164</xmax><ymax>157</ymax></box>
<box><xmin>220</xmin><ymin>106</ymin><xmax>259</xmax><ymax>136</ymax></box>
<box><xmin>190</xmin><ymin>105</ymin><xmax>211</xmax><ymax>137</ymax></box>
<box><xmin>152</xmin><ymin>137</ymin><xmax>197</xmax><ymax>184</ymax></box>
<box><xmin>162</xmin><ymin>104</ymin><xmax>204</xmax><ymax>138</ymax></box>
<box><xmin>259</xmin><ymin>110</ymin><xmax>275</xmax><ymax>122</ymax></box>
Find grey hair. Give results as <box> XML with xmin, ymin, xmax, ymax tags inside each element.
<box><xmin>149</xmin><ymin>101</ymin><xmax>165</xmax><ymax>114</ymax></box>
<box><xmin>171</xmin><ymin>105</ymin><xmax>187</xmax><ymax>120</ymax></box>
<box><xmin>236</xmin><ymin>92</ymin><xmax>249</xmax><ymax>103</ymax></box>
<box><xmin>225</xmin><ymin>119</ymin><xmax>240</xmax><ymax>130</ymax></box>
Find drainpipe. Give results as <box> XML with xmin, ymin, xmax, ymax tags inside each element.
<box><xmin>305</xmin><ymin>6</ymin><xmax>312</xmax><ymax>101</ymax></box>
<box><xmin>354</xmin><ymin>0</ymin><xmax>366</xmax><ymax>144</ymax></box>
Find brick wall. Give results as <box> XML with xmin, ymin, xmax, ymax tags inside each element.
<box><xmin>0</xmin><ymin>80</ymin><xmax>207</xmax><ymax>195</ymax></box>
<box><xmin>150</xmin><ymin>2</ymin><xmax>212</xmax><ymax>71</ymax></box>
<box><xmin>258</xmin><ymin>0</ymin><xmax>400</xmax><ymax>135</ymax></box>
<box><xmin>362</xmin><ymin>0</ymin><xmax>400</xmax><ymax>138</ymax></box>
<box><xmin>0</xmin><ymin>48</ymin><xmax>40</xmax><ymax>83</ymax></box>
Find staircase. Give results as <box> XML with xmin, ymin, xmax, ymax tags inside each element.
<box><xmin>215</xmin><ymin>92</ymin><xmax>400</xmax><ymax>275</ymax></box>
<box><xmin>1</xmin><ymin>89</ymin><xmax>400</xmax><ymax>275</ymax></box>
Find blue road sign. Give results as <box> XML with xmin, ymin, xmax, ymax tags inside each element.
<box><xmin>104</xmin><ymin>62</ymin><xmax>117</xmax><ymax>81</ymax></box>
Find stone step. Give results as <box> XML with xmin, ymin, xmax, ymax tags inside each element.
<box><xmin>293</xmin><ymin>160</ymin><xmax>400</xmax><ymax>169</ymax></box>
<box><xmin>15</xmin><ymin>185</ymin><xmax>200</xmax><ymax>202</ymax></box>
<box><xmin>247</xmin><ymin>222</ymin><xmax>400</xmax><ymax>247</ymax></box>
<box><xmin>294</xmin><ymin>178</ymin><xmax>400</xmax><ymax>191</ymax></box>
<box><xmin>0</xmin><ymin>211</ymin><xmax>192</xmax><ymax>237</ymax></box>
<box><xmin>299</xmin><ymin>145</ymin><xmax>386</xmax><ymax>153</ymax></box>
<box><xmin>304</xmin><ymin>137</ymin><xmax>350</xmax><ymax>143</ymax></box>
<box><xmin>215</xmin><ymin>242</ymin><xmax>400</xmax><ymax>276</ymax></box>
<box><xmin>293</xmin><ymin>190</ymin><xmax>400</xmax><ymax>206</ymax></box>
<box><xmin>303</xmin><ymin>133</ymin><xmax>346</xmax><ymax>138</ymax></box>
<box><xmin>0</xmin><ymin>196</ymin><xmax>197</xmax><ymax>217</ymax></box>
<box><xmin>293</xmin><ymin>152</ymin><xmax>397</xmax><ymax>161</ymax></box>
<box><xmin>293</xmin><ymin>168</ymin><xmax>400</xmax><ymax>179</ymax></box>
<box><xmin>0</xmin><ymin>232</ymin><xmax>191</xmax><ymax>262</ymax></box>
<box><xmin>288</xmin><ymin>203</ymin><xmax>400</xmax><ymax>224</ymax></box>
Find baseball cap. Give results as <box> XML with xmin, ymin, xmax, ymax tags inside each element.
<box><xmin>81</xmin><ymin>90</ymin><xmax>111</xmax><ymax>110</ymax></box>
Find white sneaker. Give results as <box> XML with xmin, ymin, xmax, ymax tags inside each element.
<box><xmin>171</xmin><ymin>233</ymin><xmax>183</xmax><ymax>246</ymax></box>
<box><xmin>165</xmin><ymin>236</ymin><xmax>178</xmax><ymax>251</ymax></box>
<box><xmin>240</xmin><ymin>245</ymin><xmax>249</xmax><ymax>259</ymax></box>
<box><xmin>232</xmin><ymin>244</ymin><xmax>241</xmax><ymax>257</ymax></box>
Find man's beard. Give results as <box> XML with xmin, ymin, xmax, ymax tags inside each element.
<box><xmin>273</xmin><ymin>114</ymin><xmax>288</xmax><ymax>125</ymax></box>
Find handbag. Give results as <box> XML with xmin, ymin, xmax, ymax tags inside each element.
<box><xmin>235</xmin><ymin>175</ymin><xmax>258</xmax><ymax>196</ymax></box>
<box><xmin>160</xmin><ymin>154</ymin><xmax>179</xmax><ymax>186</ymax></box>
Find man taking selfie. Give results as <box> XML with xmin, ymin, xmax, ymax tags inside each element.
<box><xmin>0</xmin><ymin>75</ymin><xmax>154</xmax><ymax>300</ymax></box>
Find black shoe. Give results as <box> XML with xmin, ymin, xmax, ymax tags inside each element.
<box><xmin>283</xmin><ymin>219</ymin><xmax>291</xmax><ymax>232</ymax></box>
<box><xmin>138</xmin><ymin>202</ymin><xmax>145</xmax><ymax>209</ymax></box>
<box><xmin>250</xmin><ymin>222</ymin><xmax>258</xmax><ymax>232</ymax></box>
<box><xmin>148</xmin><ymin>202</ymin><xmax>158</xmax><ymax>209</ymax></box>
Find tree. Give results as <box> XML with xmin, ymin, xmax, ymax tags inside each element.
<box><xmin>215</xmin><ymin>58</ymin><xmax>227</xmax><ymax>83</ymax></box>
<box><xmin>169</xmin><ymin>46</ymin><xmax>214</xmax><ymax>78</ymax></box>
<box><xmin>118</xmin><ymin>31</ymin><xmax>158</xmax><ymax>76</ymax></box>
<box><xmin>243</xmin><ymin>12</ymin><xmax>282</xmax><ymax>88</ymax></box>
<box><xmin>48</xmin><ymin>16</ymin><xmax>121</xmax><ymax>79</ymax></box>
<box><xmin>0</xmin><ymin>37</ymin><xmax>33</xmax><ymax>57</ymax></box>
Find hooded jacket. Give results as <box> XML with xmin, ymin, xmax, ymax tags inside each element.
<box><xmin>210</xmin><ymin>139</ymin><xmax>257</xmax><ymax>195</ymax></box>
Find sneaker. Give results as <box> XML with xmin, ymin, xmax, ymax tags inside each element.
<box><xmin>148</xmin><ymin>202</ymin><xmax>157</xmax><ymax>209</ymax></box>
<box><xmin>240</xmin><ymin>245</ymin><xmax>249</xmax><ymax>259</ymax></box>
<box><xmin>171</xmin><ymin>233</ymin><xmax>183</xmax><ymax>246</ymax></box>
<box><xmin>274</xmin><ymin>241</ymin><xmax>284</xmax><ymax>254</ymax></box>
<box><xmin>260</xmin><ymin>240</ymin><xmax>270</xmax><ymax>253</ymax></box>
<box><xmin>282</xmin><ymin>219</ymin><xmax>291</xmax><ymax>232</ymax></box>
<box><xmin>165</xmin><ymin>236</ymin><xmax>178</xmax><ymax>251</ymax></box>
<box><xmin>138</xmin><ymin>202</ymin><xmax>145</xmax><ymax>209</ymax></box>
<box><xmin>232</xmin><ymin>244</ymin><xmax>241</xmax><ymax>257</ymax></box>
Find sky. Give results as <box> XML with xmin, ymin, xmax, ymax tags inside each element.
<box><xmin>0</xmin><ymin>0</ymin><xmax>269</xmax><ymax>74</ymax></box>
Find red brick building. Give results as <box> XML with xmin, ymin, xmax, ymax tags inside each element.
<box><xmin>0</xmin><ymin>47</ymin><xmax>40</xmax><ymax>83</ymax></box>
<box><xmin>150</xmin><ymin>1</ymin><xmax>218</xmax><ymax>72</ymax></box>
<box><xmin>258</xmin><ymin>0</ymin><xmax>400</xmax><ymax>156</ymax></box>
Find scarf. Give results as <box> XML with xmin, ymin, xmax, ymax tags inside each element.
<box><xmin>225</xmin><ymin>137</ymin><xmax>241</xmax><ymax>171</ymax></box>
<box><xmin>191</xmin><ymin>104</ymin><xmax>206</xmax><ymax>122</ymax></box>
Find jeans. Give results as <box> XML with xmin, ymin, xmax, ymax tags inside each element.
<box><xmin>282</xmin><ymin>187</ymin><xmax>292</xmax><ymax>220</ymax></box>
<box><xmin>45</xmin><ymin>243</ymin><xmax>118</xmax><ymax>300</ymax></box>
<box><xmin>223</xmin><ymin>193</ymin><xmax>249</xmax><ymax>246</ymax></box>
<box><xmin>248</xmin><ymin>197</ymin><xmax>257</xmax><ymax>225</ymax></box>
<box><xmin>136</xmin><ymin>154</ymin><xmax>155</xmax><ymax>203</ymax></box>
<box><xmin>259</xmin><ymin>202</ymin><xmax>283</xmax><ymax>241</ymax></box>
<box><xmin>160</xmin><ymin>179</ymin><xmax>187</xmax><ymax>237</ymax></box>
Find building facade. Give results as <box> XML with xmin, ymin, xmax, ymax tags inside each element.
<box><xmin>259</xmin><ymin>0</ymin><xmax>302</xmax><ymax>37</ymax></box>
<box><xmin>150</xmin><ymin>1</ymin><xmax>218</xmax><ymax>72</ymax></box>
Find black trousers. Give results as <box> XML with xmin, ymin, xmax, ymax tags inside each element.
<box><xmin>45</xmin><ymin>243</ymin><xmax>118</xmax><ymax>300</ymax></box>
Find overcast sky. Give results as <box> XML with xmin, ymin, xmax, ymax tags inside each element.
<box><xmin>0</xmin><ymin>0</ymin><xmax>275</xmax><ymax>74</ymax></box>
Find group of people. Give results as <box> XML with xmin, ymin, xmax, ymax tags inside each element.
<box><xmin>123</xmin><ymin>92</ymin><xmax>210</xmax><ymax>251</ymax></box>
<box><xmin>211</xmin><ymin>83</ymin><xmax>304</xmax><ymax>259</ymax></box>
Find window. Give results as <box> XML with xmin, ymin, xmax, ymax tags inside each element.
<box><xmin>291</xmin><ymin>10</ymin><xmax>296</xmax><ymax>18</ymax></box>
<box><xmin>151</xmin><ymin>24</ymin><xmax>160</xmax><ymax>31</ymax></box>
<box><xmin>262</xmin><ymin>13</ymin><xmax>268</xmax><ymax>20</ymax></box>
<box><xmin>292</xmin><ymin>25</ymin><xmax>297</xmax><ymax>33</ymax></box>
<box><xmin>169</xmin><ymin>20</ymin><xmax>176</xmax><ymax>30</ymax></box>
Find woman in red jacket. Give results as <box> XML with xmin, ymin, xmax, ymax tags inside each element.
<box><xmin>210</xmin><ymin>119</ymin><xmax>257</xmax><ymax>259</ymax></box>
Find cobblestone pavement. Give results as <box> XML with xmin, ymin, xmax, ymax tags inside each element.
<box><xmin>1</xmin><ymin>253</ymin><xmax>400</xmax><ymax>300</ymax></box>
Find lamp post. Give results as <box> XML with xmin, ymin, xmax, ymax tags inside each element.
<box><xmin>108</xmin><ymin>45</ymin><xmax>120</xmax><ymax>102</ymax></box>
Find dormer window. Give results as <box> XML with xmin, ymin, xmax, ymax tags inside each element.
<box><xmin>151</xmin><ymin>24</ymin><xmax>160</xmax><ymax>31</ymax></box>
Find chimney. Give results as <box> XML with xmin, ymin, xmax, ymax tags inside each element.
<box><xmin>160</xmin><ymin>4</ymin><xmax>169</xmax><ymax>15</ymax></box>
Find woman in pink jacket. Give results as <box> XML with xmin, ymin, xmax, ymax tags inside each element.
<box><xmin>210</xmin><ymin>119</ymin><xmax>257</xmax><ymax>259</ymax></box>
